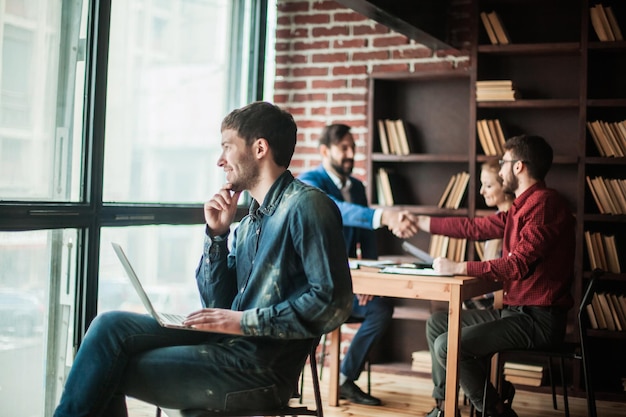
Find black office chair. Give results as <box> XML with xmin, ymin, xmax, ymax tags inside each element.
<box><xmin>156</xmin><ymin>340</ymin><xmax>323</xmax><ymax>417</ymax></box>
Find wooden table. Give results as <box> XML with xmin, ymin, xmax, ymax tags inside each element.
<box><xmin>327</xmin><ymin>269</ymin><xmax>502</xmax><ymax>417</ymax></box>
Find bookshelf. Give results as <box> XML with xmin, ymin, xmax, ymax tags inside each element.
<box><xmin>356</xmin><ymin>0</ymin><xmax>626</xmax><ymax>401</ymax></box>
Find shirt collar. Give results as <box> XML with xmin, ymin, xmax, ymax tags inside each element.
<box><xmin>248</xmin><ymin>170</ymin><xmax>294</xmax><ymax>217</ymax></box>
<box><xmin>324</xmin><ymin>167</ymin><xmax>352</xmax><ymax>191</ymax></box>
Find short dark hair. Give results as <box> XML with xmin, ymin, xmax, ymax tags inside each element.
<box><xmin>503</xmin><ymin>134</ymin><xmax>553</xmax><ymax>181</ymax></box>
<box><xmin>221</xmin><ymin>101</ymin><xmax>297</xmax><ymax>168</ymax></box>
<box><xmin>318</xmin><ymin>124</ymin><xmax>351</xmax><ymax>148</ymax></box>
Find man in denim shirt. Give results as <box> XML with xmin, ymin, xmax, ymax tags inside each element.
<box><xmin>54</xmin><ymin>102</ymin><xmax>353</xmax><ymax>417</ymax></box>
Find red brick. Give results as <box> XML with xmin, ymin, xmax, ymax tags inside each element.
<box><xmin>332</xmin><ymin>92</ymin><xmax>367</xmax><ymax>102</ymax></box>
<box><xmin>353</xmin><ymin>23</ymin><xmax>389</xmax><ymax>36</ymax></box>
<box><xmin>273</xmin><ymin>94</ymin><xmax>289</xmax><ymax>104</ymax></box>
<box><xmin>351</xmin><ymin>78</ymin><xmax>367</xmax><ymax>88</ymax></box>
<box><xmin>350</xmin><ymin>105</ymin><xmax>366</xmax><ymax>115</ymax></box>
<box><xmin>312</xmin><ymin>1</ymin><xmax>345</xmax><ymax>11</ymax></box>
<box><xmin>413</xmin><ymin>61</ymin><xmax>457</xmax><ymax>72</ymax></box>
<box><xmin>296</xmin><ymin>120</ymin><xmax>328</xmax><ymax>129</ymax></box>
<box><xmin>392</xmin><ymin>47</ymin><xmax>433</xmax><ymax>59</ymax></box>
<box><xmin>332</xmin><ymin>65</ymin><xmax>367</xmax><ymax>76</ymax></box>
<box><xmin>311</xmin><ymin>79</ymin><xmax>347</xmax><ymax>89</ymax></box>
<box><xmin>372</xmin><ymin>63</ymin><xmax>409</xmax><ymax>73</ymax></box>
<box><xmin>294</xmin><ymin>13</ymin><xmax>331</xmax><ymax>25</ymax></box>
<box><xmin>334</xmin><ymin>12</ymin><xmax>368</xmax><ymax>22</ymax></box>
<box><xmin>292</xmin><ymin>67</ymin><xmax>329</xmax><ymax>77</ymax></box>
<box><xmin>293</xmin><ymin>92</ymin><xmax>328</xmax><ymax>102</ymax></box>
<box><xmin>353</xmin><ymin>50</ymin><xmax>389</xmax><ymax>61</ymax></box>
<box><xmin>312</xmin><ymin>26</ymin><xmax>349</xmax><ymax>37</ymax></box>
<box><xmin>373</xmin><ymin>35</ymin><xmax>409</xmax><ymax>47</ymax></box>
<box><xmin>331</xmin><ymin>106</ymin><xmax>347</xmax><ymax>115</ymax></box>
<box><xmin>334</xmin><ymin>38</ymin><xmax>367</xmax><ymax>48</ymax></box>
<box><xmin>276</xmin><ymin>15</ymin><xmax>291</xmax><ymax>25</ymax></box>
<box><xmin>275</xmin><ymin>28</ymin><xmax>309</xmax><ymax>39</ymax></box>
<box><xmin>274</xmin><ymin>80</ymin><xmax>307</xmax><ymax>90</ymax></box>
<box><xmin>274</xmin><ymin>67</ymin><xmax>289</xmax><ymax>77</ymax></box>
<box><xmin>275</xmin><ymin>54</ymin><xmax>307</xmax><ymax>65</ymax></box>
<box><xmin>293</xmin><ymin>40</ymin><xmax>330</xmax><ymax>50</ymax></box>
<box><xmin>312</xmin><ymin>52</ymin><xmax>348</xmax><ymax>63</ymax></box>
<box><xmin>275</xmin><ymin>41</ymin><xmax>290</xmax><ymax>52</ymax></box>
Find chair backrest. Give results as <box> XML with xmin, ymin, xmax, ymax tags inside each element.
<box><xmin>158</xmin><ymin>340</ymin><xmax>323</xmax><ymax>417</ymax></box>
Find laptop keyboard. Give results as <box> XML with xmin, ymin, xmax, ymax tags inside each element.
<box><xmin>160</xmin><ymin>312</ymin><xmax>188</xmax><ymax>325</ymax></box>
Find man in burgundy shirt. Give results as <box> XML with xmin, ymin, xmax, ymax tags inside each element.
<box><xmin>417</xmin><ymin>135</ymin><xmax>575</xmax><ymax>417</ymax></box>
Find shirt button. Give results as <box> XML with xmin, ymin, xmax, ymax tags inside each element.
<box><xmin>508</xmin><ymin>252</ymin><xmax>512</xmax><ymax>256</ymax></box>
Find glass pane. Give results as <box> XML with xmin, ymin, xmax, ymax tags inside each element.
<box><xmin>99</xmin><ymin>225</ymin><xmax>206</xmax><ymax>315</ymax></box>
<box><xmin>0</xmin><ymin>1</ymin><xmax>86</xmax><ymax>202</ymax></box>
<box><xmin>103</xmin><ymin>0</ymin><xmax>235</xmax><ymax>204</ymax></box>
<box><xmin>0</xmin><ymin>229</ymin><xmax>77</xmax><ymax>417</ymax></box>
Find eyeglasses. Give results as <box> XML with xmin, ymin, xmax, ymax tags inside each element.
<box><xmin>498</xmin><ymin>159</ymin><xmax>523</xmax><ymax>166</ymax></box>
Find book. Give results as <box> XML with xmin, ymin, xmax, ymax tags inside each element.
<box><xmin>609</xmin><ymin>293</ymin><xmax>626</xmax><ymax>330</ymax></box>
<box><xmin>487</xmin><ymin>11</ymin><xmax>510</xmax><ymax>45</ymax></box>
<box><xmin>445</xmin><ymin>172</ymin><xmax>470</xmax><ymax>209</ymax></box>
<box><xmin>377</xmin><ymin>168</ymin><xmax>394</xmax><ymax>206</ymax></box>
<box><xmin>603</xmin><ymin>234</ymin><xmax>621</xmax><ymax>273</ymax></box>
<box><xmin>394</xmin><ymin>119</ymin><xmax>411</xmax><ymax>155</ymax></box>
<box><xmin>384</xmin><ymin>119</ymin><xmax>402</xmax><ymax>155</ymax></box>
<box><xmin>586</xmin><ymin>303</ymin><xmax>599</xmax><ymax>329</ymax></box>
<box><xmin>480</xmin><ymin>11</ymin><xmax>499</xmax><ymax>45</ymax></box>
<box><xmin>437</xmin><ymin>174</ymin><xmax>457</xmax><ymax>208</ymax></box>
<box><xmin>606</xmin><ymin>292</ymin><xmax>623</xmax><ymax>331</ymax></box>
<box><xmin>478</xmin><ymin>120</ymin><xmax>498</xmax><ymax>155</ymax></box>
<box><xmin>502</xmin><ymin>367</ymin><xmax>543</xmax><ymax>379</ymax></box>
<box><xmin>605</xmin><ymin>6</ymin><xmax>624</xmax><ymax>41</ymax></box>
<box><xmin>493</xmin><ymin>119</ymin><xmax>507</xmax><ymax>154</ymax></box>
<box><xmin>584</xmin><ymin>230</ymin><xmax>599</xmax><ymax>270</ymax></box>
<box><xmin>590</xmin><ymin>5</ymin><xmax>610</xmax><ymax>41</ymax></box>
<box><xmin>586</xmin><ymin>176</ymin><xmax>606</xmax><ymax>214</ymax></box>
<box><xmin>377</xmin><ymin>119</ymin><xmax>390</xmax><ymax>154</ymax></box>
<box><xmin>596</xmin><ymin>4</ymin><xmax>616</xmax><ymax>41</ymax></box>
<box><xmin>587</xmin><ymin>121</ymin><xmax>609</xmax><ymax>156</ymax></box>
<box><xmin>597</xmin><ymin>292</ymin><xmax>616</xmax><ymax>331</ymax></box>
<box><xmin>592</xmin><ymin>292</ymin><xmax>608</xmax><ymax>329</ymax></box>
<box><xmin>503</xmin><ymin>361</ymin><xmax>544</xmax><ymax>373</ymax></box>
<box><xmin>504</xmin><ymin>374</ymin><xmax>543</xmax><ymax>387</ymax></box>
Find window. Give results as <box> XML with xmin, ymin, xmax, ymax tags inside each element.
<box><xmin>0</xmin><ymin>0</ymin><xmax>270</xmax><ymax>415</ymax></box>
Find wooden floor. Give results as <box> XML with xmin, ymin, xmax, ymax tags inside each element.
<box><xmin>127</xmin><ymin>368</ymin><xmax>625</xmax><ymax>417</ymax></box>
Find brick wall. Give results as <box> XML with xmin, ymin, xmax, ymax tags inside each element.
<box><xmin>272</xmin><ymin>0</ymin><xmax>471</xmax><ymax>184</ymax></box>
<box><xmin>272</xmin><ymin>0</ymin><xmax>471</xmax><ymax>364</ymax></box>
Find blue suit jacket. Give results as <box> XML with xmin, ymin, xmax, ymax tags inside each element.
<box><xmin>299</xmin><ymin>165</ymin><xmax>378</xmax><ymax>259</ymax></box>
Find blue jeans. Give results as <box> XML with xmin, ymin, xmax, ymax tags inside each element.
<box><xmin>54</xmin><ymin>311</ymin><xmax>310</xmax><ymax>417</ymax></box>
<box><xmin>340</xmin><ymin>296</ymin><xmax>394</xmax><ymax>382</ymax></box>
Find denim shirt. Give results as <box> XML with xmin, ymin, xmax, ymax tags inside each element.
<box><xmin>196</xmin><ymin>170</ymin><xmax>353</xmax><ymax>340</ymax></box>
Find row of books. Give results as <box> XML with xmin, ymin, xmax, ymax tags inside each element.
<box><xmin>476</xmin><ymin>80</ymin><xmax>517</xmax><ymax>102</ymax></box>
<box><xmin>503</xmin><ymin>361</ymin><xmax>544</xmax><ymax>387</ymax></box>
<box><xmin>586</xmin><ymin>175</ymin><xmax>626</xmax><ymax>215</ymax></box>
<box><xmin>480</xmin><ymin>11</ymin><xmax>510</xmax><ymax>45</ymax></box>
<box><xmin>587</xmin><ymin>290</ymin><xmax>626</xmax><ymax>332</ymax></box>
<box><xmin>477</xmin><ymin>119</ymin><xmax>506</xmax><ymax>156</ymax></box>
<box><xmin>584</xmin><ymin>231</ymin><xmax>622</xmax><ymax>274</ymax></box>
<box><xmin>587</xmin><ymin>120</ymin><xmax>626</xmax><ymax>157</ymax></box>
<box><xmin>590</xmin><ymin>4</ymin><xmax>623</xmax><ymax>42</ymax></box>
<box><xmin>438</xmin><ymin>171</ymin><xmax>470</xmax><ymax>209</ymax></box>
<box><xmin>411</xmin><ymin>350</ymin><xmax>432</xmax><ymax>373</ymax></box>
<box><xmin>429</xmin><ymin>235</ymin><xmax>467</xmax><ymax>263</ymax></box>
<box><xmin>376</xmin><ymin>119</ymin><xmax>412</xmax><ymax>155</ymax></box>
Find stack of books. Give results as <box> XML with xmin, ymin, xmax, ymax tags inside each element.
<box><xmin>376</xmin><ymin>119</ymin><xmax>412</xmax><ymax>155</ymax></box>
<box><xmin>503</xmin><ymin>361</ymin><xmax>544</xmax><ymax>387</ymax></box>
<box><xmin>480</xmin><ymin>11</ymin><xmax>510</xmax><ymax>45</ymax></box>
<box><xmin>411</xmin><ymin>350</ymin><xmax>432</xmax><ymax>373</ymax></box>
<box><xmin>587</xmin><ymin>120</ymin><xmax>626</xmax><ymax>157</ymax></box>
<box><xmin>376</xmin><ymin>168</ymin><xmax>411</xmax><ymax>206</ymax></box>
<box><xmin>476</xmin><ymin>119</ymin><xmax>506</xmax><ymax>156</ymax></box>
<box><xmin>586</xmin><ymin>291</ymin><xmax>626</xmax><ymax>331</ymax></box>
<box><xmin>585</xmin><ymin>175</ymin><xmax>626</xmax><ymax>215</ymax></box>
<box><xmin>428</xmin><ymin>235</ymin><xmax>467</xmax><ymax>263</ymax></box>
<box><xmin>590</xmin><ymin>4</ymin><xmax>623</xmax><ymax>42</ymax></box>
<box><xmin>476</xmin><ymin>80</ymin><xmax>517</xmax><ymax>102</ymax></box>
<box><xmin>584</xmin><ymin>230</ymin><xmax>621</xmax><ymax>274</ymax></box>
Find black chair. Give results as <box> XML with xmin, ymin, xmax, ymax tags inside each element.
<box><xmin>156</xmin><ymin>340</ymin><xmax>323</xmax><ymax>417</ymax></box>
<box><xmin>578</xmin><ymin>270</ymin><xmax>600</xmax><ymax>417</ymax></box>
<box><xmin>308</xmin><ymin>316</ymin><xmax>371</xmax><ymax>397</ymax></box>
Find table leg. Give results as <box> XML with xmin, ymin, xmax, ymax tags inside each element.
<box><xmin>444</xmin><ymin>285</ymin><xmax>463</xmax><ymax>417</ymax></box>
<box><xmin>328</xmin><ymin>326</ymin><xmax>341</xmax><ymax>406</ymax></box>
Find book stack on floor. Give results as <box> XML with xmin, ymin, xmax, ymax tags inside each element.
<box><xmin>476</xmin><ymin>80</ymin><xmax>517</xmax><ymax>102</ymax></box>
<box><xmin>586</xmin><ymin>290</ymin><xmax>626</xmax><ymax>332</ymax></box>
<box><xmin>590</xmin><ymin>3</ymin><xmax>623</xmax><ymax>42</ymax></box>
<box><xmin>503</xmin><ymin>361</ymin><xmax>544</xmax><ymax>387</ymax></box>
<box><xmin>411</xmin><ymin>350</ymin><xmax>432</xmax><ymax>373</ymax></box>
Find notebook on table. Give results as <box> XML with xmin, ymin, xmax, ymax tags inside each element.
<box><xmin>111</xmin><ymin>242</ymin><xmax>197</xmax><ymax>331</ymax></box>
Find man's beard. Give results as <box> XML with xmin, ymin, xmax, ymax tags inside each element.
<box><xmin>502</xmin><ymin>169</ymin><xmax>518</xmax><ymax>195</ymax></box>
<box><xmin>331</xmin><ymin>159</ymin><xmax>354</xmax><ymax>177</ymax></box>
<box><xmin>229</xmin><ymin>154</ymin><xmax>260</xmax><ymax>192</ymax></box>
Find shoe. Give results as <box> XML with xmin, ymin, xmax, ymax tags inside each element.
<box><xmin>339</xmin><ymin>380</ymin><xmax>382</xmax><ymax>405</ymax></box>
<box><xmin>424</xmin><ymin>405</ymin><xmax>462</xmax><ymax>417</ymax></box>
<box><xmin>501</xmin><ymin>380</ymin><xmax>515</xmax><ymax>406</ymax></box>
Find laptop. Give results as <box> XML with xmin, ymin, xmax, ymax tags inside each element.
<box><xmin>111</xmin><ymin>242</ymin><xmax>196</xmax><ymax>330</ymax></box>
<box><xmin>401</xmin><ymin>241</ymin><xmax>434</xmax><ymax>268</ymax></box>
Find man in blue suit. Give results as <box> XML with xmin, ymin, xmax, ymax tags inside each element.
<box><xmin>299</xmin><ymin>124</ymin><xmax>419</xmax><ymax>405</ymax></box>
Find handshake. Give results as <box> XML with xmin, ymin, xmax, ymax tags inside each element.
<box><xmin>381</xmin><ymin>209</ymin><xmax>420</xmax><ymax>239</ymax></box>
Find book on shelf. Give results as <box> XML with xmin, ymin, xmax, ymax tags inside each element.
<box><xmin>591</xmin><ymin>292</ymin><xmax>608</xmax><ymax>329</ymax></box>
<box><xmin>596</xmin><ymin>4</ymin><xmax>617</xmax><ymax>41</ymax></box>
<box><xmin>586</xmin><ymin>303</ymin><xmax>599</xmax><ymax>329</ymax></box>
<box><xmin>486</xmin><ymin>11</ymin><xmax>510</xmax><ymax>45</ymax></box>
<box><xmin>376</xmin><ymin>168</ymin><xmax>394</xmax><ymax>206</ymax></box>
<box><xmin>437</xmin><ymin>175</ymin><xmax>457</xmax><ymax>208</ymax></box>
<box><xmin>603</xmin><ymin>234</ymin><xmax>622</xmax><ymax>274</ymax></box>
<box><xmin>480</xmin><ymin>11</ymin><xmax>499</xmax><ymax>45</ymax></box>
<box><xmin>605</xmin><ymin>6</ymin><xmax>624</xmax><ymax>41</ymax></box>
<box><xmin>475</xmin><ymin>241</ymin><xmax>485</xmax><ymax>261</ymax></box>
<box><xmin>584</xmin><ymin>230</ymin><xmax>600</xmax><ymax>270</ymax></box>
<box><xmin>376</xmin><ymin>119</ymin><xmax>390</xmax><ymax>154</ymax></box>
<box><xmin>384</xmin><ymin>119</ymin><xmax>400</xmax><ymax>155</ymax></box>
<box><xmin>590</xmin><ymin>4</ymin><xmax>611</xmax><ymax>41</ymax></box>
<box><xmin>429</xmin><ymin>234</ymin><xmax>450</xmax><ymax>259</ymax></box>
<box><xmin>597</xmin><ymin>292</ymin><xmax>616</xmax><ymax>331</ymax></box>
<box><xmin>608</xmin><ymin>293</ymin><xmax>625</xmax><ymax>331</ymax></box>
<box><xmin>394</xmin><ymin>119</ymin><xmax>412</xmax><ymax>155</ymax></box>
<box><xmin>376</xmin><ymin>167</ymin><xmax>412</xmax><ymax>206</ymax></box>
<box><xmin>444</xmin><ymin>171</ymin><xmax>470</xmax><ymax>209</ymax></box>
<box><xmin>587</xmin><ymin>121</ymin><xmax>611</xmax><ymax>157</ymax></box>
<box><xmin>476</xmin><ymin>80</ymin><xmax>517</xmax><ymax>101</ymax></box>
<box><xmin>593</xmin><ymin>231</ymin><xmax>609</xmax><ymax>271</ymax></box>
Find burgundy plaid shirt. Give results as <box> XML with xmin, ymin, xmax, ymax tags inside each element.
<box><xmin>430</xmin><ymin>182</ymin><xmax>575</xmax><ymax>310</ymax></box>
